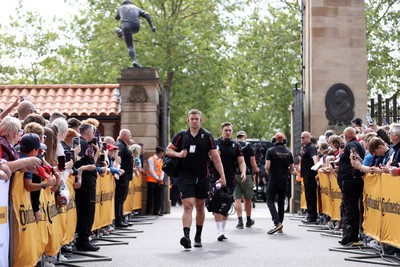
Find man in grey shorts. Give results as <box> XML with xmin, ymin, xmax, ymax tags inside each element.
<box><xmin>234</xmin><ymin>131</ymin><xmax>259</xmax><ymax>229</ymax></box>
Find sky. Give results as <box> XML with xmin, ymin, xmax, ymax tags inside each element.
<box><xmin>1</xmin><ymin>0</ymin><xmax>76</xmax><ymax>23</ymax></box>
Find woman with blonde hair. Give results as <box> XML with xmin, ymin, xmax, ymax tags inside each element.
<box><xmin>129</xmin><ymin>144</ymin><xmax>142</xmax><ymax>175</ymax></box>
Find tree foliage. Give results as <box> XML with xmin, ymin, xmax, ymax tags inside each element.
<box><xmin>365</xmin><ymin>0</ymin><xmax>400</xmax><ymax>96</ymax></box>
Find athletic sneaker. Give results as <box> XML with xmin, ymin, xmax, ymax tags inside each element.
<box><xmin>267</xmin><ymin>223</ymin><xmax>283</xmax><ymax>235</ymax></box>
<box><xmin>217</xmin><ymin>234</ymin><xmax>227</xmax><ymax>241</ymax></box>
<box><xmin>194</xmin><ymin>237</ymin><xmax>202</xmax><ymax>248</ymax></box>
<box><xmin>236</xmin><ymin>222</ymin><xmax>244</xmax><ymax>229</ymax></box>
<box><xmin>180</xmin><ymin>236</ymin><xmax>191</xmax><ymax>249</ymax></box>
<box><xmin>246</xmin><ymin>219</ymin><xmax>255</xmax><ymax>228</ymax></box>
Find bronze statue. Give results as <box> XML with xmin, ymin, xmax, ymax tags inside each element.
<box><xmin>115</xmin><ymin>0</ymin><xmax>156</xmax><ymax>67</ymax></box>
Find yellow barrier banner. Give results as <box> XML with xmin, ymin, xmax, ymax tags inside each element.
<box><xmin>11</xmin><ymin>171</ymin><xmax>43</xmax><ymax>267</ymax></box>
<box><xmin>379</xmin><ymin>174</ymin><xmax>400</xmax><ymax>248</ymax></box>
<box><xmin>318</xmin><ymin>172</ymin><xmax>333</xmax><ymax>217</ymax></box>
<box><xmin>363</xmin><ymin>174</ymin><xmax>382</xmax><ymax>242</ymax></box>
<box><xmin>132</xmin><ymin>173</ymin><xmax>143</xmax><ymax>211</ymax></box>
<box><xmin>329</xmin><ymin>174</ymin><xmax>342</xmax><ymax>221</ymax></box>
<box><xmin>63</xmin><ymin>175</ymin><xmax>77</xmax><ymax>245</ymax></box>
<box><xmin>300</xmin><ymin>179</ymin><xmax>306</xmax><ymax>210</ymax></box>
<box><xmin>0</xmin><ymin>178</ymin><xmax>10</xmax><ymax>267</ymax></box>
<box><xmin>123</xmin><ymin>179</ymin><xmax>135</xmax><ymax>215</ymax></box>
<box><xmin>43</xmin><ymin>184</ymin><xmax>63</xmax><ymax>256</ymax></box>
<box><xmin>93</xmin><ymin>173</ymin><xmax>115</xmax><ymax>231</ymax></box>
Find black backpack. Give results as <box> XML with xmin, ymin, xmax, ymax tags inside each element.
<box><xmin>206</xmin><ymin>185</ymin><xmax>233</xmax><ymax>216</ymax></box>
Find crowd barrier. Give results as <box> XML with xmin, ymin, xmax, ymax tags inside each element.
<box><xmin>8</xmin><ymin>171</ymin><xmax>142</xmax><ymax>267</ymax></box>
<box><xmin>305</xmin><ymin>171</ymin><xmax>400</xmax><ymax>249</ymax></box>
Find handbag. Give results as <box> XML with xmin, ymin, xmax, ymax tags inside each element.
<box><xmin>162</xmin><ymin>132</ymin><xmax>186</xmax><ymax>177</ymax></box>
<box><xmin>206</xmin><ymin>185</ymin><xmax>233</xmax><ymax>216</ymax></box>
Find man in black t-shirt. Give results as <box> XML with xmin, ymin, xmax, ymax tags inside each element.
<box><xmin>211</xmin><ymin>122</ymin><xmax>246</xmax><ymax>241</ymax></box>
<box><xmin>166</xmin><ymin>109</ymin><xmax>226</xmax><ymax>249</ymax></box>
<box><xmin>234</xmin><ymin>130</ymin><xmax>259</xmax><ymax>229</ymax></box>
<box><xmin>265</xmin><ymin>132</ymin><xmax>294</xmax><ymax>234</ymax></box>
<box><xmin>300</xmin><ymin>131</ymin><xmax>319</xmax><ymax>223</ymax></box>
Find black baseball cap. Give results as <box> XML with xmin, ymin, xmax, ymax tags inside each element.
<box><xmin>20</xmin><ymin>133</ymin><xmax>47</xmax><ymax>153</ymax></box>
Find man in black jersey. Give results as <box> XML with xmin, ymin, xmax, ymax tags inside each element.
<box><xmin>300</xmin><ymin>131</ymin><xmax>319</xmax><ymax>223</ymax></box>
<box><xmin>265</xmin><ymin>132</ymin><xmax>294</xmax><ymax>234</ymax></box>
<box><xmin>211</xmin><ymin>122</ymin><xmax>246</xmax><ymax>241</ymax></box>
<box><xmin>234</xmin><ymin>130</ymin><xmax>259</xmax><ymax>229</ymax></box>
<box><xmin>166</xmin><ymin>109</ymin><xmax>226</xmax><ymax>249</ymax></box>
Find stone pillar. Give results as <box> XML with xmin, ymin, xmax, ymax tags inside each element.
<box><xmin>303</xmin><ymin>0</ymin><xmax>368</xmax><ymax>136</ymax></box>
<box><xmin>117</xmin><ymin>68</ymin><xmax>167</xmax><ymax>213</ymax></box>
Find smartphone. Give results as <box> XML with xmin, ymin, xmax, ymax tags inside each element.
<box><xmin>95</xmin><ymin>131</ymin><xmax>100</xmax><ymax>144</ymax></box>
<box><xmin>99</xmin><ymin>154</ymin><xmax>105</xmax><ymax>162</ymax></box>
<box><xmin>65</xmin><ymin>151</ymin><xmax>72</xmax><ymax>162</ymax></box>
<box><xmin>350</xmin><ymin>147</ymin><xmax>356</xmax><ymax>160</ymax></box>
<box><xmin>91</xmin><ymin>137</ymin><xmax>97</xmax><ymax>146</ymax></box>
<box><xmin>72</xmin><ymin>137</ymin><xmax>80</xmax><ymax>149</ymax></box>
<box><xmin>365</xmin><ymin>115</ymin><xmax>374</xmax><ymax>125</ymax></box>
<box><xmin>58</xmin><ymin>155</ymin><xmax>66</xmax><ymax>171</ymax></box>
<box><xmin>87</xmin><ymin>145</ymin><xmax>93</xmax><ymax>158</ymax></box>
<box><xmin>330</xmin><ymin>162</ymin><xmax>335</xmax><ymax>169</ymax></box>
<box><xmin>102</xmin><ymin>142</ymin><xmax>107</xmax><ymax>152</ymax></box>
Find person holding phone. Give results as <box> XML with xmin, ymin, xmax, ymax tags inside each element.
<box><xmin>337</xmin><ymin>127</ymin><xmax>365</xmax><ymax>245</ymax></box>
<box><xmin>72</xmin><ymin>123</ymin><xmax>99</xmax><ymax>251</ymax></box>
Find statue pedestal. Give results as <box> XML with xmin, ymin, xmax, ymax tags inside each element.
<box><xmin>118</xmin><ymin>67</ymin><xmax>170</xmax><ymax>213</ymax></box>
<box><xmin>118</xmin><ymin>68</ymin><xmax>163</xmax><ymax>153</ymax></box>
<box><xmin>302</xmin><ymin>0</ymin><xmax>368</xmax><ymax>135</ymax></box>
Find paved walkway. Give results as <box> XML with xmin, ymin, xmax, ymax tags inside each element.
<box><xmin>69</xmin><ymin>203</ymin><xmax>380</xmax><ymax>267</ymax></box>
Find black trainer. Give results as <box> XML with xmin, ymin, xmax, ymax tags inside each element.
<box><xmin>194</xmin><ymin>237</ymin><xmax>202</xmax><ymax>248</ymax></box>
<box><xmin>236</xmin><ymin>222</ymin><xmax>244</xmax><ymax>229</ymax></box>
<box><xmin>246</xmin><ymin>219</ymin><xmax>255</xmax><ymax>228</ymax></box>
<box><xmin>180</xmin><ymin>236</ymin><xmax>191</xmax><ymax>249</ymax></box>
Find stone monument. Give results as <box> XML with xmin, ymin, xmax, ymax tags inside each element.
<box><xmin>302</xmin><ymin>0</ymin><xmax>368</xmax><ymax>135</ymax></box>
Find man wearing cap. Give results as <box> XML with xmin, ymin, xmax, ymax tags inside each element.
<box><xmin>234</xmin><ymin>130</ymin><xmax>259</xmax><ymax>229</ymax></box>
<box><xmin>106</xmin><ymin>144</ymin><xmax>125</xmax><ymax>179</ymax></box>
<box><xmin>265</xmin><ymin>132</ymin><xmax>294</xmax><ymax>234</ymax></box>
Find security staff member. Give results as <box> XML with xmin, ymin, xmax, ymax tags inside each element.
<box><xmin>265</xmin><ymin>132</ymin><xmax>294</xmax><ymax>234</ymax></box>
<box><xmin>166</xmin><ymin>109</ymin><xmax>226</xmax><ymax>249</ymax></box>
<box><xmin>338</xmin><ymin>127</ymin><xmax>365</xmax><ymax>245</ymax></box>
<box><xmin>115</xmin><ymin>129</ymin><xmax>134</xmax><ymax>227</ymax></box>
<box><xmin>300</xmin><ymin>131</ymin><xmax>319</xmax><ymax>223</ymax></box>
<box><xmin>73</xmin><ymin>123</ymin><xmax>99</xmax><ymax>251</ymax></box>
<box><xmin>145</xmin><ymin>146</ymin><xmax>165</xmax><ymax>215</ymax></box>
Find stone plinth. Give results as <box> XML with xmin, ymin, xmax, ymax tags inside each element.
<box><xmin>118</xmin><ymin>68</ymin><xmax>163</xmax><ymax>150</ymax></box>
<box><xmin>117</xmin><ymin>68</ymin><xmax>169</xmax><ymax>214</ymax></box>
<box><xmin>302</xmin><ymin>0</ymin><xmax>368</xmax><ymax>136</ymax></box>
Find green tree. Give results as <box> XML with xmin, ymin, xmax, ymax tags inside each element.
<box><xmin>365</xmin><ymin>0</ymin><xmax>400</xmax><ymax>96</ymax></box>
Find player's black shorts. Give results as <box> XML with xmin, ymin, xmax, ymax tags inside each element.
<box><xmin>178</xmin><ymin>176</ymin><xmax>210</xmax><ymax>199</ymax></box>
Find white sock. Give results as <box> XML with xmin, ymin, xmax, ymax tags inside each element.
<box><xmin>216</xmin><ymin>221</ymin><xmax>223</xmax><ymax>235</ymax></box>
<box><xmin>222</xmin><ymin>220</ymin><xmax>227</xmax><ymax>234</ymax></box>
